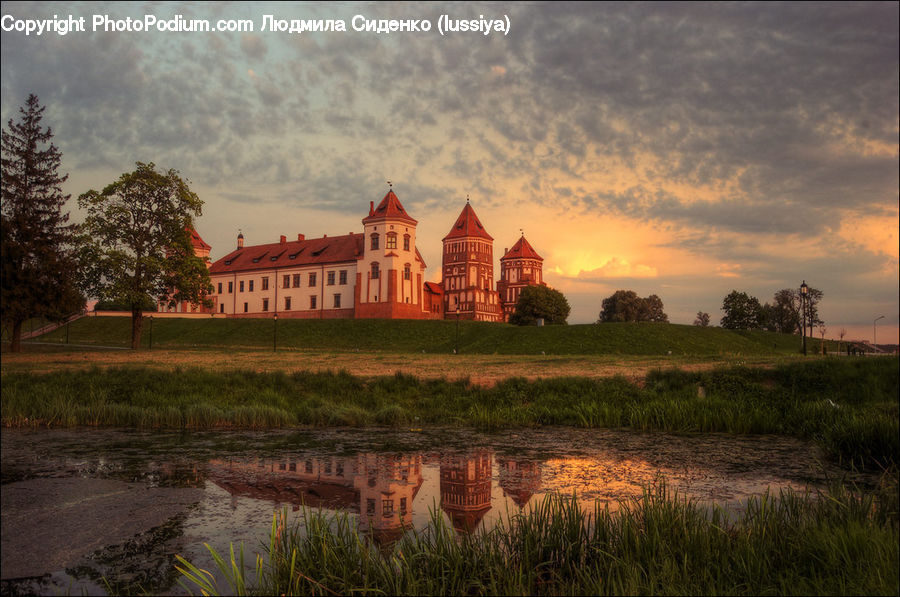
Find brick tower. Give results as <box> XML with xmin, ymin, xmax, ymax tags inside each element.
<box><xmin>441</xmin><ymin>200</ymin><xmax>501</xmax><ymax>321</ymax></box>
<box><xmin>355</xmin><ymin>187</ymin><xmax>429</xmax><ymax>319</ymax></box>
<box><xmin>497</xmin><ymin>234</ymin><xmax>544</xmax><ymax>321</ymax></box>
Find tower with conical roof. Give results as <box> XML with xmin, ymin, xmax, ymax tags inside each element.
<box><xmin>441</xmin><ymin>200</ymin><xmax>502</xmax><ymax>322</ymax></box>
<box><xmin>355</xmin><ymin>187</ymin><xmax>430</xmax><ymax>319</ymax></box>
<box><xmin>497</xmin><ymin>234</ymin><xmax>544</xmax><ymax>321</ymax></box>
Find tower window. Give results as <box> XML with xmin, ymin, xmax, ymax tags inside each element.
<box><xmin>404</xmin><ymin>263</ymin><xmax>411</xmax><ymax>281</ymax></box>
<box><xmin>386</xmin><ymin>233</ymin><xmax>397</xmax><ymax>250</ymax></box>
<box><xmin>403</xmin><ymin>235</ymin><xmax>410</xmax><ymax>251</ymax></box>
<box><xmin>371</xmin><ymin>262</ymin><xmax>380</xmax><ymax>279</ymax></box>
<box><xmin>370</xmin><ymin>233</ymin><xmax>379</xmax><ymax>250</ymax></box>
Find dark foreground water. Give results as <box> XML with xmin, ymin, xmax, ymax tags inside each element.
<box><xmin>0</xmin><ymin>427</ymin><xmax>856</xmax><ymax>595</ymax></box>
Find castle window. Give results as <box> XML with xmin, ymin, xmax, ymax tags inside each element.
<box><xmin>370</xmin><ymin>233</ymin><xmax>379</xmax><ymax>250</ymax></box>
<box><xmin>334</xmin><ymin>294</ymin><xmax>341</xmax><ymax>308</ymax></box>
<box><xmin>386</xmin><ymin>233</ymin><xmax>397</xmax><ymax>250</ymax></box>
<box><xmin>249</xmin><ymin>280</ymin><xmax>255</xmax><ymax>292</ymax></box>
<box><xmin>404</xmin><ymin>263</ymin><xmax>411</xmax><ymax>281</ymax></box>
<box><xmin>261</xmin><ymin>277</ymin><xmax>269</xmax><ymax>291</ymax></box>
<box><xmin>327</xmin><ymin>271</ymin><xmax>335</xmax><ymax>285</ymax></box>
<box><xmin>383</xmin><ymin>499</ymin><xmax>394</xmax><ymax>517</ymax></box>
<box><xmin>371</xmin><ymin>262</ymin><xmax>380</xmax><ymax>279</ymax></box>
<box><xmin>339</xmin><ymin>270</ymin><xmax>347</xmax><ymax>285</ymax></box>
<box><xmin>283</xmin><ymin>275</ymin><xmax>290</xmax><ymax>288</ymax></box>
<box><xmin>310</xmin><ymin>296</ymin><xmax>317</xmax><ymax>309</ymax></box>
<box><xmin>243</xmin><ymin>302</ymin><xmax>248</xmax><ymax>313</ymax></box>
<box><xmin>403</xmin><ymin>235</ymin><xmax>410</xmax><ymax>251</ymax></box>
<box><xmin>262</xmin><ymin>298</ymin><xmax>269</xmax><ymax>312</ymax></box>
<box><xmin>239</xmin><ymin>280</ymin><xmax>245</xmax><ymax>292</ymax></box>
<box><xmin>217</xmin><ymin>282</ymin><xmax>222</xmax><ymax>294</ymax></box>
<box><xmin>228</xmin><ymin>281</ymin><xmax>233</xmax><ymax>293</ymax></box>
<box><xmin>309</xmin><ymin>273</ymin><xmax>317</xmax><ymax>287</ymax></box>
<box><xmin>293</xmin><ymin>274</ymin><xmax>301</xmax><ymax>288</ymax></box>
<box><xmin>285</xmin><ymin>297</ymin><xmax>291</xmax><ymax>310</ymax></box>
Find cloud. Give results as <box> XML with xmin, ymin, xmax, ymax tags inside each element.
<box><xmin>575</xmin><ymin>258</ymin><xmax>659</xmax><ymax>280</ymax></box>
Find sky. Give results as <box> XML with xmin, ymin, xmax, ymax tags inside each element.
<box><xmin>2</xmin><ymin>1</ymin><xmax>898</xmax><ymax>342</ymax></box>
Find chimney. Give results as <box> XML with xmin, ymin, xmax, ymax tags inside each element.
<box><xmin>297</xmin><ymin>233</ymin><xmax>305</xmax><ymax>241</ymax></box>
<box><xmin>237</xmin><ymin>231</ymin><xmax>244</xmax><ymax>249</ymax></box>
<box><xmin>369</xmin><ymin>201</ymin><xmax>374</xmax><ymax>216</ymax></box>
<box><xmin>280</xmin><ymin>235</ymin><xmax>286</xmax><ymax>244</ymax></box>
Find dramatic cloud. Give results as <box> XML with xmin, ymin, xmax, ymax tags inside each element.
<box><xmin>1</xmin><ymin>1</ymin><xmax>897</xmax><ymax>339</ymax></box>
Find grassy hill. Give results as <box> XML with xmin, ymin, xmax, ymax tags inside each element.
<box><xmin>29</xmin><ymin>316</ymin><xmax>839</xmax><ymax>356</ymax></box>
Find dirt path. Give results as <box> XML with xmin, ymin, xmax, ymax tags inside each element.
<box><xmin>0</xmin><ymin>349</ymin><xmax>776</xmax><ymax>385</ymax></box>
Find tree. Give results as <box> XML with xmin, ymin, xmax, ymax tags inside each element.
<box><xmin>598</xmin><ymin>290</ymin><xmax>669</xmax><ymax>323</ymax></box>
<box><xmin>509</xmin><ymin>285</ymin><xmax>570</xmax><ymax>325</ymax></box>
<box><xmin>78</xmin><ymin>162</ymin><xmax>211</xmax><ymax>349</ymax></box>
<box><xmin>1</xmin><ymin>94</ymin><xmax>84</xmax><ymax>352</ymax></box>
<box><xmin>720</xmin><ymin>290</ymin><xmax>763</xmax><ymax>329</ymax></box>
<box><xmin>693</xmin><ymin>311</ymin><xmax>710</xmax><ymax>327</ymax></box>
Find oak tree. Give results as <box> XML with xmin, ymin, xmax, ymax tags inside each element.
<box><xmin>598</xmin><ymin>290</ymin><xmax>669</xmax><ymax>323</ymax></box>
<box><xmin>1</xmin><ymin>94</ymin><xmax>84</xmax><ymax>352</ymax></box>
<box><xmin>78</xmin><ymin>162</ymin><xmax>211</xmax><ymax>349</ymax></box>
<box><xmin>720</xmin><ymin>290</ymin><xmax>763</xmax><ymax>329</ymax></box>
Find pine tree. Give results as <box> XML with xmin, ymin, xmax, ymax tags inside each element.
<box><xmin>1</xmin><ymin>94</ymin><xmax>83</xmax><ymax>352</ymax></box>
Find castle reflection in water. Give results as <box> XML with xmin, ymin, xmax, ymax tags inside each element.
<box><xmin>208</xmin><ymin>450</ymin><xmax>541</xmax><ymax>541</ymax></box>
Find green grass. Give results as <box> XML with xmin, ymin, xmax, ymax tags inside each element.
<box><xmin>176</xmin><ymin>483</ymin><xmax>899</xmax><ymax>596</ymax></box>
<box><xmin>28</xmin><ymin>316</ymin><xmax>842</xmax><ymax>355</ymax></box>
<box><xmin>3</xmin><ymin>358</ymin><xmax>897</xmax><ymax>470</ymax></box>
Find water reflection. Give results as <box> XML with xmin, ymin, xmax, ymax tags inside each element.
<box><xmin>2</xmin><ymin>427</ymin><xmax>856</xmax><ymax>595</ymax></box>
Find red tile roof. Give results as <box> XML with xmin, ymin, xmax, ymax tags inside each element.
<box><xmin>209</xmin><ymin>233</ymin><xmax>363</xmax><ymax>274</ymax></box>
<box><xmin>424</xmin><ymin>281</ymin><xmax>444</xmax><ymax>295</ymax></box>
<box><xmin>501</xmin><ymin>236</ymin><xmax>543</xmax><ymax>261</ymax></box>
<box><xmin>443</xmin><ymin>203</ymin><xmax>493</xmax><ymax>241</ymax></box>
<box><xmin>188</xmin><ymin>227</ymin><xmax>211</xmax><ymax>251</ymax></box>
<box><xmin>362</xmin><ymin>190</ymin><xmax>418</xmax><ymax>225</ymax></box>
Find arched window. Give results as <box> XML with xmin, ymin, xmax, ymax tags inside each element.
<box><xmin>403</xmin><ymin>234</ymin><xmax>411</xmax><ymax>251</ymax></box>
<box><xmin>386</xmin><ymin>233</ymin><xmax>397</xmax><ymax>250</ymax></box>
<box><xmin>371</xmin><ymin>262</ymin><xmax>380</xmax><ymax>279</ymax></box>
<box><xmin>370</xmin><ymin>233</ymin><xmax>379</xmax><ymax>250</ymax></box>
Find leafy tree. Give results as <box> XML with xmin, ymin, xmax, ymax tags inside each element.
<box><xmin>720</xmin><ymin>290</ymin><xmax>763</xmax><ymax>329</ymax></box>
<box><xmin>78</xmin><ymin>162</ymin><xmax>211</xmax><ymax>349</ymax></box>
<box><xmin>94</xmin><ymin>294</ymin><xmax>157</xmax><ymax>312</ymax></box>
<box><xmin>1</xmin><ymin>94</ymin><xmax>84</xmax><ymax>352</ymax></box>
<box><xmin>509</xmin><ymin>285</ymin><xmax>570</xmax><ymax>325</ymax></box>
<box><xmin>693</xmin><ymin>311</ymin><xmax>710</xmax><ymax>327</ymax></box>
<box><xmin>598</xmin><ymin>290</ymin><xmax>669</xmax><ymax>323</ymax></box>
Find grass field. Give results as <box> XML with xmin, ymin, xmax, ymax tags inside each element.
<box><xmin>22</xmin><ymin>315</ymin><xmax>842</xmax><ymax>356</ymax></box>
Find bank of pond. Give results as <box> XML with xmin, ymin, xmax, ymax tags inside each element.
<box><xmin>2</xmin><ymin>358</ymin><xmax>897</xmax><ymax>471</ymax></box>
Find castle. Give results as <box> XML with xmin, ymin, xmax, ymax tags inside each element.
<box><xmin>169</xmin><ymin>188</ymin><xmax>545</xmax><ymax>322</ymax></box>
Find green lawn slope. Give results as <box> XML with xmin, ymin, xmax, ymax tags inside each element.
<box><xmin>31</xmin><ymin>316</ymin><xmax>839</xmax><ymax>356</ymax></box>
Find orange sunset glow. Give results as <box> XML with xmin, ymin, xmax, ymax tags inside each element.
<box><xmin>2</xmin><ymin>2</ymin><xmax>896</xmax><ymax>342</ymax></box>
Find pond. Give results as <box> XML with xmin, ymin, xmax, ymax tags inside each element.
<box><xmin>0</xmin><ymin>426</ymin><xmax>855</xmax><ymax>595</ymax></box>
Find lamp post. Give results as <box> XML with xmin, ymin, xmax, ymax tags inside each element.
<box><xmin>873</xmin><ymin>315</ymin><xmax>884</xmax><ymax>352</ymax></box>
<box><xmin>148</xmin><ymin>315</ymin><xmax>153</xmax><ymax>351</ymax></box>
<box><xmin>800</xmin><ymin>281</ymin><xmax>808</xmax><ymax>355</ymax></box>
<box><xmin>455</xmin><ymin>306</ymin><xmax>460</xmax><ymax>355</ymax></box>
<box><xmin>273</xmin><ymin>312</ymin><xmax>278</xmax><ymax>352</ymax></box>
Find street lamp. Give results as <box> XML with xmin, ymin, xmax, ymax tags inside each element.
<box><xmin>800</xmin><ymin>281</ymin><xmax>808</xmax><ymax>356</ymax></box>
<box><xmin>148</xmin><ymin>315</ymin><xmax>153</xmax><ymax>351</ymax></box>
<box><xmin>455</xmin><ymin>305</ymin><xmax>460</xmax><ymax>355</ymax></box>
<box><xmin>873</xmin><ymin>315</ymin><xmax>884</xmax><ymax>352</ymax></box>
<box><xmin>273</xmin><ymin>312</ymin><xmax>278</xmax><ymax>352</ymax></box>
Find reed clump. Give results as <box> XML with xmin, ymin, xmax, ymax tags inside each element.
<box><xmin>176</xmin><ymin>483</ymin><xmax>899</xmax><ymax>596</ymax></box>
<box><xmin>3</xmin><ymin>358</ymin><xmax>897</xmax><ymax>470</ymax></box>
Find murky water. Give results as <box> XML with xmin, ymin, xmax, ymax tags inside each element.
<box><xmin>0</xmin><ymin>427</ymin><xmax>856</xmax><ymax>595</ymax></box>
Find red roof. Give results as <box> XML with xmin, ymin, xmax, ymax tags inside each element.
<box><xmin>501</xmin><ymin>236</ymin><xmax>543</xmax><ymax>261</ymax></box>
<box><xmin>424</xmin><ymin>281</ymin><xmax>444</xmax><ymax>295</ymax></box>
<box><xmin>188</xmin><ymin>227</ymin><xmax>211</xmax><ymax>251</ymax></box>
<box><xmin>209</xmin><ymin>233</ymin><xmax>364</xmax><ymax>274</ymax></box>
<box><xmin>362</xmin><ymin>190</ymin><xmax>418</xmax><ymax>225</ymax></box>
<box><xmin>443</xmin><ymin>202</ymin><xmax>493</xmax><ymax>241</ymax></box>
